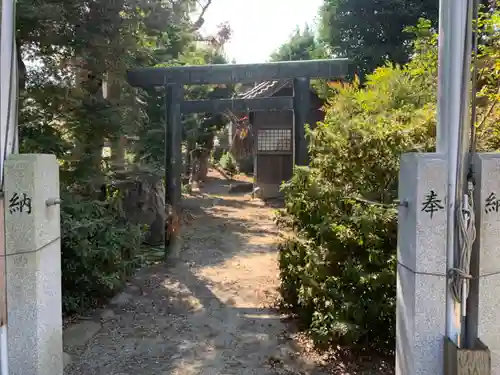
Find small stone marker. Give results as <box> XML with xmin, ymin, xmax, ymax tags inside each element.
<box><xmin>396</xmin><ymin>153</ymin><xmax>448</xmax><ymax>375</ymax></box>
<box><xmin>63</xmin><ymin>320</ymin><xmax>101</xmax><ymax>348</ymax></box>
<box><xmin>63</xmin><ymin>352</ymin><xmax>72</xmax><ymax>368</ymax></box>
<box><xmin>3</xmin><ymin>154</ymin><xmax>63</xmax><ymax>375</ymax></box>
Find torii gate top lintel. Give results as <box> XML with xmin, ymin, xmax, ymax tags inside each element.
<box><xmin>126</xmin><ymin>58</ymin><xmax>349</xmax><ymax>88</ymax></box>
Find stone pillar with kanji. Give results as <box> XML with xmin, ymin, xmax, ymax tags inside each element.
<box><xmin>471</xmin><ymin>153</ymin><xmax>500</xmax><ymax>373</ymax></box>
<box><xmin>3</xmin><ymin>154</ymin><xmax>63</xmax><ymax>375</ymax></box>
<box><xmin>396</xmin><ymin>153</ymin><xmax>448</xmax><ymax>375</ymax></box>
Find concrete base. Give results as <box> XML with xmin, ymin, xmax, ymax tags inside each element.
<box><xmin>444</xmin><ymin>338</ymin><xmax>490</xmax><ymax>375</ymax></box>
<box><xmin>396</xmin><ymin>153</ymin><xmax>448</xmax><ymax>375</ymax></box>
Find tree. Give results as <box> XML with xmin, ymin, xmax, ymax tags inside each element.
<box><xmin>270</xmin><ymin>25</ymin><xmax>329</xmax><ymax>61</ymax></box>
<box><xmin>15</xmin><ymin>0</ymin><xmax>233</xmax><ymax>313</ymax></box>
<box><xmin>17</xmin><ymin>0</ymin><xmax>225</xmax><ymax>184</ymax></box>
<box><xmin>131</xmin><ymin>25</ymin><xmax>234</xmax><ymax>181</ymax></box>
<box><xmin>318</xmin><ymin>0</ymin><xmax>439</xmax><ymax>76</ymax></box>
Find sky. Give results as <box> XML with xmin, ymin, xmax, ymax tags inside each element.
<box><xmin>199</xmin><ymin>0</ymin><xmax>324</xmax><ymax>64</ymax></box>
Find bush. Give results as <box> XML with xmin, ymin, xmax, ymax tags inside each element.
<box><xmin>61</xmin><ymin>191</ymin><xmax>144</xmax><ymax>315</ymax></box>
<box><xmin>277</xmin><ymin>63</ymin><xmax>436</xmax><ymax>350</ymax></box>
<box><xmin>277</xmin><ymin>14</ymin><xmax>500</xmax><ymax>351</ymax></box>
<box><xmin>219</xmin><ymin>151</ymin><xmax>238</xmax><ymax>175</ymax></box>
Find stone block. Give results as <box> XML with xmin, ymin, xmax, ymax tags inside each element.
<box><xmin>396</xmin><ymin>153</ymin><xmax>448</xmax><ymax>375</ymax></box>
<box><xmin>6</xmin><ymin>240</ymin><xmax>62</xmax><ymax>375</ymax></box>
<box><xmin>472</xmin><ymin>153</ymin><xmax>500</xmax><ymax>373</ymax></box>
<box><xmin>4</xmin><ymin>154</ymin><xmax>60</xmax><ymax>255</ymax></box>
<box><xmin>478</xmin><ymin>274</ymin><xmax>500</xmax><ymax>374</ymax></box>
<box><xmin>256</xmin><ymin>183</ymin><xmax>282</xmax><ymax>199</ymax></box>
<box><xmin>63</xmin><ymin>352</ymin><xmax>72</xmax><ymax>368</ymax></box>
<box><xmin>63</xmin><ymin>320</ymin><xmax>101</xmax><ymax>348</ymax></box>
<box><xmin>397</xmin><ymin>153</ymin><xmax>448</xmax><ymax>275</ymax></box>
<box><xmin>3</xmin><ymin>154</ymin><xmax>62</xmax><ymax>375</ymax></box>
<box><xmin>473</xmin><ymin>154</ymin><xmax>500</xmax><ymax>274</ymax></box>
<box><xmin>397</xmin><ymin>266</ymin><xmax>447</xmax><ymax>375</ymax></box>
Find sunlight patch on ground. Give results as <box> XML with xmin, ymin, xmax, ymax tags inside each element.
<box><xmin>239</xmin><ymin>313</ymin><xmax>277</xmax><ymax>320</ymax></box>
<box><xmin>244</xmin><ymin>235</ymin><xmax>279</xmax><ymax>246</ymax></box>
<box><xmin>169</xmin><ymin>346</ymin><xmax>217</xmax><ymax>375</ymax></box>
<box><xmin>195</xmin><ymin>253</ymin><xmax>280</xmax><ymax>308</ymax></box>
<box><xmin>161</xmin><ymin>279</ymin><xmax>205</xmax><ymax>312</ymax></box>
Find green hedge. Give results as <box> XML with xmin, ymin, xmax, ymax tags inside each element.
<box><xmin>61</xmin><ymin>192</ymin><xmax>144</xmax><ymax>314</ymax></box>
<box><xmin>277</xmin><ymin>64</ymin><xmax>435</xmax><ymax>350</ymax></box>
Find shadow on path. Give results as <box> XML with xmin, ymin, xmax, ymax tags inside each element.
<box><xmin>64</xmin><ymin>170</ymin><xmax>327</xmax><ymax>375</ymax></box>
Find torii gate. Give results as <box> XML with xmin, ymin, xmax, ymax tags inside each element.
<box><xmin>126</xmin><ymin>59</ymin><xmax>349</xmax><ymax>258</ymax></box>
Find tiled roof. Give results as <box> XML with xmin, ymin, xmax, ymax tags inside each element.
<box><xmin>237</xmin><ymin>80</ymin><xmax>291</xmax><ymax>99</ymax></box>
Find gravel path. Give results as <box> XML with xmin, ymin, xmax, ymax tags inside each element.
<box><xmin>64</xmin><ymin>171</ymin><xmax>324</xmax><ymax>375</ymax></box>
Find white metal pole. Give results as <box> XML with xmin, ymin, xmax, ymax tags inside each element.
<box><xmin>437</xmin><ymin>0</ymin><xmax>459</xmax><ymax>345</ymax></box>
<box><xmin>0</xmin><ymin>0</ymin><xmax>19</xmax><ymax>373</ymax></box>
<box><xmin>437</xmin><ymin>0</ymin><xmax>471</xmax><ymax>347</ymax></box>
<box><xmin>0</xmin><ymin>0</ymin><xmax>16</xmax><ymax>176</ymax></box>
<box><xmin>437</xmin><ymin>0</ymin><xmax>451</xmax><ymax>153</ymax></box>
<box><xmin>458</xmin><ymin>0</ymin><xmax>475</xmax><ymax>347</ymax></box>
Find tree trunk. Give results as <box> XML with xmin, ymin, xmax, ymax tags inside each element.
<box><xmin>199</xmin><ymin>150</ymin><xmax>210</xmax><ymax>181</ymax></box>
<box><xmin>186</xmin><ymin>138</ymin><xmax>196</xmax><ymax>177</ymax></box>
<box><xmin>199</xmin><ymin>135</ymin><xmax>214</xmax><ymax>181</ymax></box>
<box><xmin>189</xmin><ymin>148</ymin><xmax>202</xmax><ymax>185</ymax></box>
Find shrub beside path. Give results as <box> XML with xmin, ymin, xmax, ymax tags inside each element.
<box><xmin>63</xmin><ymin>169</ymin><xmax>328</xmax><ymax>375</ymax></box>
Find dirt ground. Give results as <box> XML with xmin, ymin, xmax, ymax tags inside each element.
<box><xmin>64</xmin><ymin>169</ymin><xmax>392</xmax><ymax>375</ymax></box>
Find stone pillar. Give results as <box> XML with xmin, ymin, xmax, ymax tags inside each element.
<box><xmin>471</xmin><ymin>153</ymin><xmax>500</xmax><ymax>374</ymax></box>
<box><xmin>3</xmin><ymin>154</ymin><xmax>62</xmax><ymax>375</ymax></box>
<box><xmin>396</xmin><ymin>153</ymin><xmax>448</xmax><ymax>375</ymax></box>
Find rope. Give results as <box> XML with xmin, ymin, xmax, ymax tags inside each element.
<box><xmin>397</xmin><ymin>259</ymin><xmax>500</xmax><ymax>280</ymax></box>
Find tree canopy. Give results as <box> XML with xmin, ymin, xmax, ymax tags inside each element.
<box><xmin>270</xmin><ymin>25</ymin><xmax>329</xmax><ymax>62</ymax></box>
<box><xmin>318</xmin><ymin>0</ymin><xmax>439</xmax><ymax>76</ymax></box>
<box><xmin>17</xmin><ymin>0</ymin><xmax>232</xmax><ymax>181</ymax></box>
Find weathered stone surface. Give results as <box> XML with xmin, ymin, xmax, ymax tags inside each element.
<box><xmin>113</xmin><ymin>170</ymin><xmax>166</xmax><ymax>245</ymax></box>
<box><xmin>100</xmin><ymin>309</ymin><xmax>116</xmax><ymax>320</ymax></box>
<box><xmin>228</xmin><ymin>182</ymin><xmax>254</xmax><ymax>194</ymax></box>
<box><xmin>110</xmin><ymin>292</ymin><xmax>133</xmax><ymax>306</ymax></box>
<box><xmin>396</xmin><ymin>153</ymin><xmax>448</xmax><ymax>375</ymax></box>
<box><xmin>63</xmin><ymin>352</ymin><xmax>72</xmax><ymax>368</ymax></box>
<box><xmin>473</xmin><ymin>153</ymin><xmax>500</xmax><ymax>374</ymax></box>
<box><xmin>4</xmin><ymin>154</ymin><xmax>60</xmax><ymax>255</ymax></box>
<box><xmin>63</xmin><ymin>321</ymin><xmax>101</xmax><ymax>348</ymax></box>
<box><xmin>4</xmin><ymin>154</ymin><xmax>63</xmax><ymax>375</ymax></box>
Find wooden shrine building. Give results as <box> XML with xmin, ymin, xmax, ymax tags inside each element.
<box><xmin>231</xmin><ymin>80</ymin><xmax>325</xmax><ymax>198</ymax></box>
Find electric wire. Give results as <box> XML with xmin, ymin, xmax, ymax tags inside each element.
<box><xmin>449</xmin><ymin>180</ymin><xmax>476</xmax><ymax>303</ymax></box>
<box><xmin>448</xmin><ymin>0</ymin><xmax>481</xmax><ymax>307</ymax></box>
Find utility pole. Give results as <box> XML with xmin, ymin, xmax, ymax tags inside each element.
<box><xmin>437</xmin><ymin>0</ymin><xmax>473</xmax><ymax>348</ymax></box>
